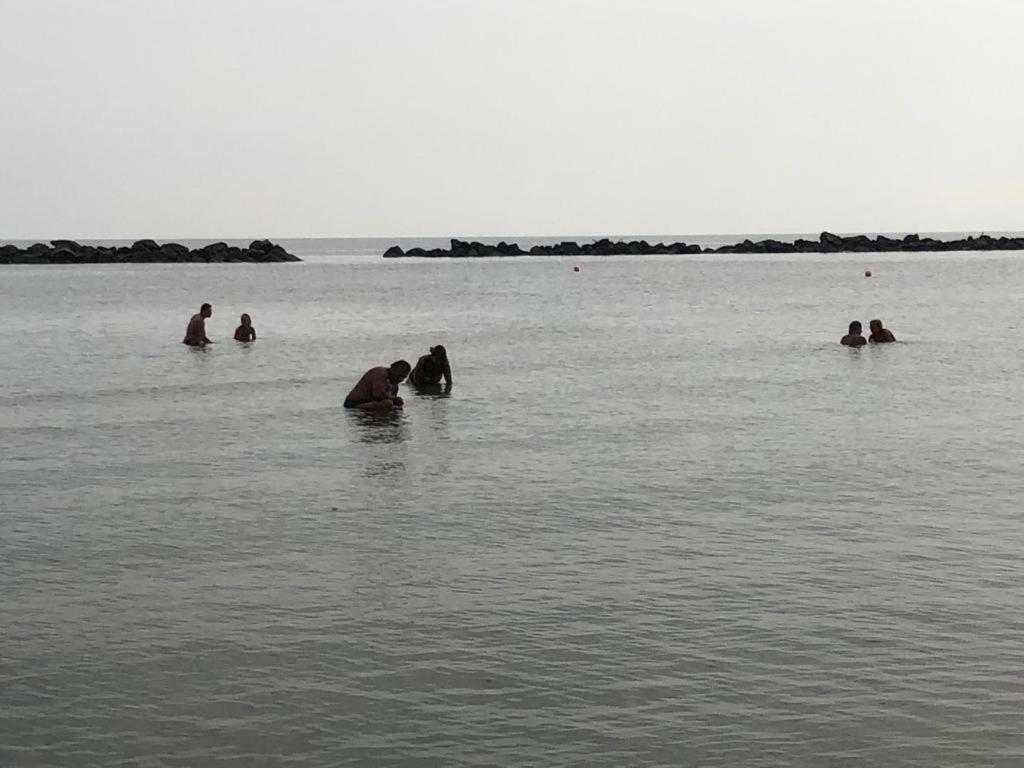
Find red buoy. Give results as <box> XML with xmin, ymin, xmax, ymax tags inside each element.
<box><xmin>864</xmin><ymin>269</ymin><xmax>872</xmax><ymax>277</ymax></box>
<box><xmin>573</xmin><ymin>265</ymin><xmax>580</xmax><ymax>272</ymax></box>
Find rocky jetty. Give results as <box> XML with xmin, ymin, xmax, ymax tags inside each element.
<box><xmin>0</xmin><ymin>239</ymin><xmax>301</xmax><ymax>264</ymax></box>
<box><xmin>382</xmin><ymin>233</ymin><xmax>1024</xmax><ymax>258</ymax></box>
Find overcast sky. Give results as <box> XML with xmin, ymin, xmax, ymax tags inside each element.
<box><xmin>2</xmin><ymin>0</ymin><xmax>1022</xmax><ymax>239</ymax></box>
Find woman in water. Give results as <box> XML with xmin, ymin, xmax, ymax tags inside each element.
<box><xmin>409</xmin><ymin>344</ymin><xmax>452</xmax><ymax>387</ymax></box>
<box><xmin>234</xmin><ymin>313</ymin><xmax>256</xmax><ymax>342</ymax></box>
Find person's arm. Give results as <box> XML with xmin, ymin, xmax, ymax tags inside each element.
<box><xmin>442</xmin><ymin>360</ymin><xmax>452</xmax><ymax>387</ymax></box>
<box><xmin>251</xmin><ymin>327</ymin><xmax>256</xmax><ymax>340</ymax></box>
<box><xmin>202</xmin><ymin>321</ymin><xmax>213</xmax><ymax>344</ymax></box>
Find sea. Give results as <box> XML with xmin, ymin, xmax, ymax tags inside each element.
<box><xmin>2</xmin><ymin>235</ymin><xmax>1023</xmax><ymax>767</ymax></box>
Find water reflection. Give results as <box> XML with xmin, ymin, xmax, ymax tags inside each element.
<box><xmin>350</xmin><ymin>409</ymin><xmax>409</xmax><ymax>444</ymax></box>
<box><xmin>349</xmin><ymin>409</ymin><xmax>409</xmax><ymax>478</ymax></box>
<box><xmin>408</xmin><ymin>382</ymin><xmax>452</xmax><ymax>399</ymax></box>
<box><xmin>408</xmin><ymin>383</ymin><xmax>452</xmax><ymax>478</ymax></box>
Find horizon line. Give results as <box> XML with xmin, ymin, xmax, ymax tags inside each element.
<box><xmin>4</xmin><ymin>228</ymin><xmax>1024</xmax><ymax>243</ymax></box>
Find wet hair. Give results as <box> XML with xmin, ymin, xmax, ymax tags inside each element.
<box><xmin>848</xmin><ymin>321</ymin><xmax>862</xmax><ymax>334</ymax></box>
<box><xmin>869</xmin><ymin>319</ymin><xmax>883</xmax><ymax>331</ymax></box>
<box><xmin>201</xmin><ymin>303</ymin><xmax>212</xmax><ymax>313</ymax></box>
<box><xmin>430</xmin><ymin>344</ymin><xmax>447</xmax><ymax>359</ymax></box>
<box><xmin>390</xmin><ymin>360</ymin><xmax>411</xmax><ymax>375</ymax></box>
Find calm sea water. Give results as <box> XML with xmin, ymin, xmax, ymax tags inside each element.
<box><xmin>2</xmin><ymin>242</ymin><xmax>1024</xmax><ymax>767</ymax></box>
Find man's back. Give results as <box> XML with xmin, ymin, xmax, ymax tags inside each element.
<box><xmin>183</xmin><ymin>313</ymin><xmax>206</xmax><ymax>346</ymax></box>
<box><xmin>346</xmin><ymin>366</ymin><xmax>389</xmax><ymax>403</ymax></box>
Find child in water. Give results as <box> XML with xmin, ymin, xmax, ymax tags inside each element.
<box><xmin>234</xmin><ymin>313</ymin><xmax>256</xmax><ymax>342</ymax></box>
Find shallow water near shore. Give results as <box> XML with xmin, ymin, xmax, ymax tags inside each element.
<box><xmin>2</xmin><ymin>246</ymin><xmax>1024</xmax><ymax>766</ymax></box>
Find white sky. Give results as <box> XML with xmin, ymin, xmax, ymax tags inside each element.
<box><xmin>2</xmin><ymin>0</ymin><xmax>1022</xmax><ymax>239</ymax></box>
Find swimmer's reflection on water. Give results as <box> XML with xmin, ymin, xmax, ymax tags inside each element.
<box><xmin>351</xmin><ymin>408</ymin><xmax>408</xmax><ymax>445</ymax></box>
<box><xmin>410</xmin><ymin>381</ymin><xmax>452</xmax><ymax>398</ymax></box>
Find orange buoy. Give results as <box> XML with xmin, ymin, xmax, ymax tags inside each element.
<box><xmin>864</xmin><ymin>269</ymin><xmax>872</xmax><ymax>277</ymax></box>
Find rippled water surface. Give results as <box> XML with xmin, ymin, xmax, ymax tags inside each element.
<box><xmin>3</xmin><ymin>245</ymin><xmax>1024</xmax><ymax>766</ymax></box>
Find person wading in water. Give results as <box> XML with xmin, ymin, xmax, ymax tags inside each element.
<box><xmin>343</xmin><ymin>360</ymin><xmax>411</xmax><ymax>411</ymax></box>
<box><xmin>183</xmin><ymin>303</ymin><xmax>214</xmax><ymax>347</ymax></box>
<box><xmin>408</xmin><ymin>345</ymin><xmax>452</xmax><ymax>388</ymax></box>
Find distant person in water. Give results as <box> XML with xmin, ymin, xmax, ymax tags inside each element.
<box><xmin>234</xmin><ymin>313</ymin><xmax>256</xmax><ymax>342</ymax></box>
<box><xmin>409</xmin><ymin>344</ymin><xmax>452</xmax><ymax>387</ymax></box>
<box><xmin>183</xmin><ymin>303</ymin><xmax>213</xmax><ymax>346</ymax></box>
<box><xmin>841</xmin><ymin>321</ymin><xmax>867</xmax><ymax>347</ymax></box>
<box><xmin>344</xmin><ymin>360</ymin><xmax>411</xmax><ymax>410</ymax></box>
<box><xmin>869</xmin><ymin>319</ymin><xmax>896</xmax><ymax>343</ymax></box>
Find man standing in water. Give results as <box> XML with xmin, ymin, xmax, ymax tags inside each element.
<box><xmin>840</xmin><ymin>320</ymin><xmax>867</xmax><ymax>347</ymax></box>
<box><xmin>869</xmin><ymin>319</ymin><xmax>896</xmax><ymax>343</ymax></box>
<box><xmin>183</xmin><ymin>303</ymin><xmax>214</xmax><ymax>347</ymax></box>
<box><xmin>344</xmin><ymin>360</ymin><xmax>411</xmax><ymax>410</ymax></box>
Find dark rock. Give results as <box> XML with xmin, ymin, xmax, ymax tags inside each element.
<box><xmin>160</xmin><ymin>246</ymin><xmax>189</xmax><ymax>263</ymax></box>
<box><xmin>844</xmin><ymin>235</ymin><xmax>874</xmax><ymax>249</ymax></box>
<box><xmin>374</xmin><ymin>233</ymin><xmax>1024</xmax><ymax>259</ymax></box>
<box><xmin>217</xmin><ymin>247</ymin><xmax>243</xmax><ymax>261</ymax></box>
<box><xmin>0</xmin><ymin>238</ymin><xmax>299</xmax><ymax>264</ymax></box>
<box><xmin>495</xmin><ymin>241</ymin><xmax>523</xmax><ymax>256</ymax></box>
<box><xmin>19</xmin><ymin>252</ymin><xmax>53</xmax><ymax>263</ymax></box>
<box><xmin>50</xmin><ymin>248</ymin><xmax>80</xmax><ymax>262</ymax></box>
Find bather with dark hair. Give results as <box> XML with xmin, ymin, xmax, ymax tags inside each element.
<box><xmin>234</xmin><ymin>313</ymin><xmax>256</xmax><ymax>342</ymax></box>
<box><xmin>344</xmin><ymin>360</ymin><xmax>411</xmax><ymax>411</ymax></box>
<box><xmin>409</xmin><ymin>344</ymin><xmax>453</xmax><ymax>387</ymax></box>
<box><xmin>840</xmin><ymin>321</ymin><xmax>867</xmax><ymax>347</ymax></box>
<box><xmin>183</xmin><ymin>303</ymin><xmax>213</xmax><ymax>346</ymax></box>
<box><xmin>868</xmin><ymin>319</ymin><xmax>896</xmax><ymax>343</ymax></box>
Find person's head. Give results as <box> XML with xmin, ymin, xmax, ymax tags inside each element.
<box><xmin>869</xmin><ymin>319</ymin><xmax>883</xmax><ymax>334</ymax></box>
<box><xmin>388</xmin><ymin>360</ymin><xmax>411</xmax><ymax>383</ymax></box>
<box><xmin>848</xmin><ymin>320</ymin><xmax>862</xmax><ymax>335</ymax></box>
<box><xmin>430</xmin><ymin>344</ymin><xmax>447</xmax><ymax>361</ymax></box>
<box><xmin>240</xmin><ymin>313</ymin><xmax>251</xmax><ymax>327</ymax></box>
<box><xmin>200</xmin><ymin>303</ymin><xmax>212</xmax><ymax>318</ymax></box>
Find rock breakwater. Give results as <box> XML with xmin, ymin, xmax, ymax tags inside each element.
<box><xmin>0</xmin><ymin>239</ymin><xmax>301</xmax><ymax>264</ymax></box>
<box><xmin>383</xmin><ymin>232</ymin><xmax>1024</xmax><ymax>258</ymax></box>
